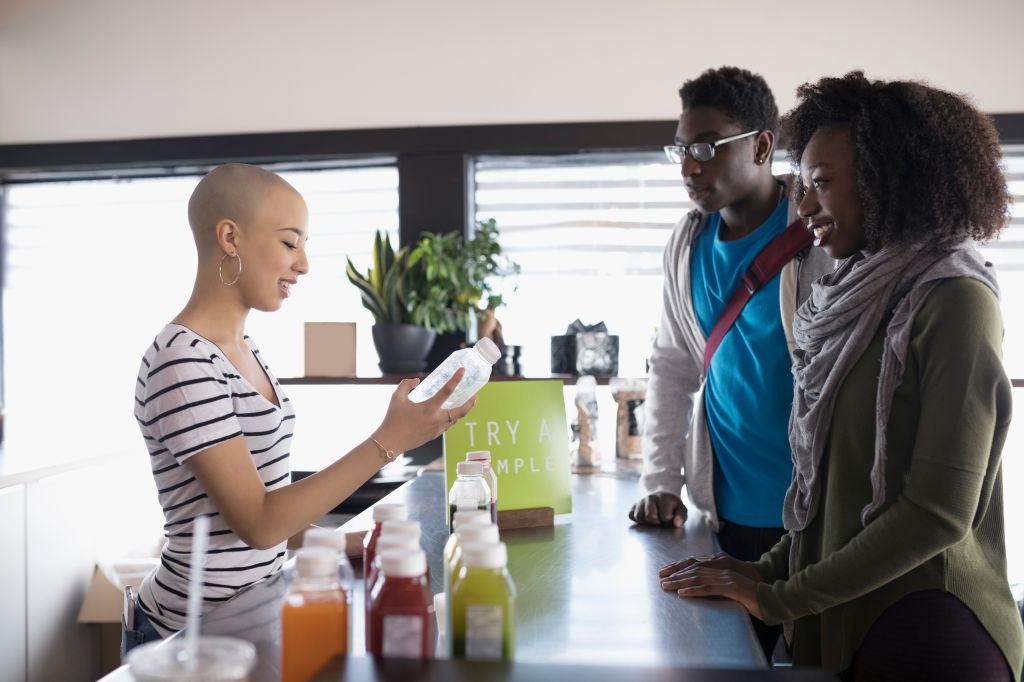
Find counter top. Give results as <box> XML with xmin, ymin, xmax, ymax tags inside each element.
<box><xmin>102</xmin><ymin>470</ymin><xmax>833</xmax><ymax>681</ymax></box>
<box><xmin>341</xmin><ymin>470</ymin><xmax>765</xmax><ymax>669</ymax></box>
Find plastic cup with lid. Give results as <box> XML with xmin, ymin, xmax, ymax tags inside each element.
<box><xmin>126</xmin><ymin>637</ymin><xmax>256</xmax><ymax>682</ymax></box>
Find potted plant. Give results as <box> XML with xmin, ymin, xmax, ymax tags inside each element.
<box><xmin>345</xmin><ymin>231</ymin><xmax>436</xmax><ymax>373</ymax></box>
<box><xmin>347</xmin><ymin>221</ymin><xmax>519</xmax><ymax>373</ymax></box>
<box><xmin>407</xmin><ymin>219</ymin><xmax>520</xmax><ymax>366</ymax></box>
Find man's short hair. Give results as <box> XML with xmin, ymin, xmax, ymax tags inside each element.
<box><xmin>679</xmin><ymin>66</ymin><xmax>779</xmax><ymax>132</ymax></box>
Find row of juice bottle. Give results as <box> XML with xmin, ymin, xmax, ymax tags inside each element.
<box><xmin>441</xmin><ymin>508</ymin><xmax>516</xmax><ymax>660</ymax></box>
<box><xmin>362</xmin><ymin>502</ymin><xmax>518</xmax><ymax>661</ymax></box>
<box><xmin>280</xmin><ymin>501</ymin><xmax>516</xmax><ymax>680</ymax></box>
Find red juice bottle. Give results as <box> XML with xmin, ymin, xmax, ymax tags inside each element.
<box><xmin>367</xmin><ymin>520</ymin><xmax>422</xmax><ymax>595</ymax></box>
<box><xmin>366</xmin><ymin>533</ymin><xmax>423</xmax><ymax>634</ymax></box>
<box><xmin>365</xmin><ymin>518</ymin><xmax>421</xmax><ymax>644</ymax></box>
<box><xmin>363</xmin><ymin>503</ymin><xmax>407</xmax><ymax>602</ymax></box>
<box><xmin>367</xmin><ymin>549</ymin><xmax>435</xmax><ymax>659</ymax></box>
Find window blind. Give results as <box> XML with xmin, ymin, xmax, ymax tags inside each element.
<box><xmin>1</xmin><ymin>163</ymin><xmax>398</xmax><ymax>455</ymax></box>
<box><xmin>472</xmin><ymin>152</ymin><xmax>790</xmax><ymax>377</ymax></box>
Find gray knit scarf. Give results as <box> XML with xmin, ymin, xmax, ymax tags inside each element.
<box><xmin>783</xmin><ymin>241</ymin><xmax>999</xmax><ymax>586</ymax></box>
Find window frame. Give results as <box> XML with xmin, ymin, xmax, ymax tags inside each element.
<box><xmin>1</xmin><ymin>115</ymin><xmax>1023</xmax><ymax>391</ymax></box>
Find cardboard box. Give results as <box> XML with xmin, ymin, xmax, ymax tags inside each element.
<box><xmin>78</xmin><ymin>559</ymin><xmax>157</xmax><ymax>675</ymax></box>
<box><xmin>304</xmin><ymin>322</ymin><xmax>357</xmax><ymax>377</ymax></box>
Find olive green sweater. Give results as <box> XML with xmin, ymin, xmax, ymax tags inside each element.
<box><xmin>752</xmin><ymin>278</ymin><xmax>1023</xmax><ymax>678</ymax></box>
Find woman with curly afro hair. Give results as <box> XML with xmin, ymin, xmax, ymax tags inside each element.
<box><xmin>660</xmin><ymin>72</ymin><xmax>1023</xmax><ymax>680</ymax></box>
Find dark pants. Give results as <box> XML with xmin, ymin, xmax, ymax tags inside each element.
<box><xmin>121</xmin><ymin>598</ymin><xmax>163</xmax><ymax>662</ymax></box>
<box><xmin>841</xmin><ymin>590</ymin><xmax>1012</xmax><ymax>682</ymax></box>
<box><xmin>716</xmin><ymin>520</ymin><xmax>787</xmax><ymax>663</ymax></box>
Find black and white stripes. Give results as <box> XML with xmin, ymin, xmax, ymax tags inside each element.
<box><xmin>134</xmin><ymin>324</ymin><xmax>293</xmax><ymax>636</ymax></box>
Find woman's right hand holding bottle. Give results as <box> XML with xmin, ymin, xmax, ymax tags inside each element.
<box><xmin>371</xmin><ymin>369</ymin><xmax>477</xmax><ymax>455</ymax></box>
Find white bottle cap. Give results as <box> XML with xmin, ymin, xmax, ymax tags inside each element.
<box><xmin>457</xmin><ymin>461</ymin><xmax>483</xmax><ymax>477</ymax></box>
<box><xmin>456</xmin><ymin>523</ymin><xmax>500</xmax><ymax>545</ymax></box>
<box><xmin>302</xmin><ymin>527</ymin><xmax>345</xmax><ymax>554</ymax></box>
<box><xmin>376</xmin><ymin>533</ymin><xmax>421</xmax><ymax>552</ymax></box>
<box><xmin>372</xmin><ymin>503</ymin><xmax>407</xmax><ymax>523</ymax></box>
<box><xmin>379</xmin><ymin>549</ymin><xmax>427</xmax><ymax>578</ymax></box>
<box><xmin>465</xmin><ymin>450</ymin><xmax>491</xmax><ymax>463</ymax></box>
<box><xmin>294</xmin><ymin>547</ymin><xmax>338</xmax><ymax>578</ymax></box>
<box><xmin>576</xmin><ymin>374</ymin><xmax>597</xmax><ymax>391</ymax></box>
<box><xmin>474</xmin><ymin>337</ymin><xmax>501</xmax><ymax>365</ymax></box>
<box><xmin>380</xmin><ymin>519</ymin><xmax>421</xmax><ymax>542</ymax></box>
<box><xmin>452</xmin><ymin>510</ymin><xmax>491</xmax><ymax>530</ymax></box>
<box><xmin>461</xmin><ymin>541</ymin><xmax>507</xmax><ymax>569</ymax></box>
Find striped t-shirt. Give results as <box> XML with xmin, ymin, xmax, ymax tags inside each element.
<box><xmin>133</xmin><ymin>323</ymin><xmax>294</xmax><ymax>636</ymax></box>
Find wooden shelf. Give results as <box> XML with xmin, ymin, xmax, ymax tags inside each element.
<box><xmin>278</xmin><ymin>374</ymin><xmax>612</xmax><ymax>386</ymax></box>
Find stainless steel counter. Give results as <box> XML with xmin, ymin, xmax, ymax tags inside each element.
<box><xmin>103</xmin><ymin>469</ymin><xmax>823</xmax><ymax>681</ymax></box>
<box><xmin>380</xmin><ymin>470</ymin><xmax>766</xmax><ymax>668</ymax></box>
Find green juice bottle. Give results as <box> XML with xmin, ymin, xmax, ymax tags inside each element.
<box><xmin>444</xmin><ymin>522</ymin><xmax>500</xmax><ymax>602</ymax></box>
<box><xmin>442</xmin><ymin>511</ymin><xmax>491</xmax><ymax>577</ymax></box>
<box><xmin>450</xmin><ymin>541</ymin><xmax>516</xmax><ymax>661</ymax></box>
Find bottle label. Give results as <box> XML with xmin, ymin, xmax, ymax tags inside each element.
<box><xmin>465</xmin><ymin>604</ymin><xmax>503</xmax><ymax>660</ymax></box>
<box><xmin>382</xmin><ymin>615</ymin><xmax>424</xmax><ymax>658</ymax></box>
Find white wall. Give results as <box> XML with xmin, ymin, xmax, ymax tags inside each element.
<box><xmin>1</xmin><ymin>0</ymin><xmax>1022</xmax><ymax>144</ymax></box>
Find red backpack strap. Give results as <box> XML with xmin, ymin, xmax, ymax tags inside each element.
<box><xmin>703</xmin><ymin>219</ymin><xmax>813</xmax><ymax>373</ymax></box>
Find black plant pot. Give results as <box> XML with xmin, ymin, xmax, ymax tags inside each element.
<box><xmin>426</xmin><ymin>331</ymin><xmax>468</xmax><ymax>373</ymax></box>
<box><xmin>372</xmin><ymin>323</ymin><xmax>437</xmax><ymax>374</ymax></box>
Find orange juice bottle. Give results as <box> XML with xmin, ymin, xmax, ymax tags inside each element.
<box><xmin>282</xmin><ymin>547</ymin><xmax>348</xmax><ymax>681</ymax></box>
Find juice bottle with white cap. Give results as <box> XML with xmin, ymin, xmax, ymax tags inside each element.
<box><xmin>282</xmin><ymin>547</ymin><xmax>349</xmax><ymax>680</ymax></box>
<box><xmin>466</xmin><ymin>450</ymin><xmax>498</xmax><ymax>522</ymax></box>
<box><xmin>445</xmin><ymin>522</ymin><xmax>500</xmax><ymax>602</ymax></box>
<box><xmin>302</xmin><ymin>527</ymin><xmax>355</xmax><ymax>651</ymax></box>
<box><xmin>447</xmin><ymin>461</ymin><xmax>491</xmax><ymax>527</ymax></box>
<box><xmin>367</xmin><ymin>549</ymin><xmax>435</xmax><ymax>659</ymax></box>
<box><xmin>408</xmin><ymin>338</ymin><xmax>501</xmax><ymax>409</ymax></box>
<box><xmin>450</xmin><ymin>541</ymin><xmax>515</xmax><ymax>661</ymax></box>
<box><xmin>442</xmin><ymin>510</ymin><xmax>491</xmax><ymax>568</ymax></box>
<box><xmin>364</xmin><ymin>519</ymin><xmax>422</xmax><ymax>644</ymax></box>
<box><xmin>367</xmin><ymin>520</ymin><xmax>426</xmax><ymax>600</ymax></box>
<box><xmin>362</xmin><ymin>503</ymin><xmax>407</xmax><ymax>599</ymax></box>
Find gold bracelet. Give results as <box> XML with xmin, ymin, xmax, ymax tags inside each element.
<box><xmin>370</xmin><ymin>437</ymin><xmax>398</xmax><ymax>464</ymax></box>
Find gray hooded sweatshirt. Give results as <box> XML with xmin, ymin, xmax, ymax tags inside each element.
<box><xmin>640</xmin><ymin>179</ymin><xmax>835</xmax><ymax>531</ymax></box>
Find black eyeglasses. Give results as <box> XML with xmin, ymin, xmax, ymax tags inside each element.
<box><xmin>664</xmin><ymin>130</ymin><xmax>760</xmax><ymax>164</ymax></box>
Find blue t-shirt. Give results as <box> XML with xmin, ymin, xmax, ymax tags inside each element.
<box><xmin>690</xmin><ymin>199</ymin><xmax>793</xmax><ymax>527</ymax></box>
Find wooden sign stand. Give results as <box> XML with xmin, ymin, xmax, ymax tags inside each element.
<box><xmin>497</xmin><ymin>506</ymin><xmax>555</xmax><ymax>531</ymax></box>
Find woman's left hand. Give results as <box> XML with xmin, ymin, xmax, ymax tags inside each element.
<box><xmin>664</xmin><ymin>564</ymin><xmax>765</xmax><ymax>620</ymax></box>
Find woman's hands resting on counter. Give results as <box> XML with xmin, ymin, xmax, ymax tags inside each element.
<box><xmin>659</xmin><ymin>552</ymin><xmax>766</xmax><ymax>621</ymax></box>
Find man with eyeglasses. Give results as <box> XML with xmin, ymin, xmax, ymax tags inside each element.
<box><xmin>628</xmin><ymin>66</ymin><xmax>833</xmax><ymax>660</ymax></box>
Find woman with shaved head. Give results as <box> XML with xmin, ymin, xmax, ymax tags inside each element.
<box><xmin>126</xmin><ymin>164</ymin><xmax>472</xmax><ymax>649</ymax></box>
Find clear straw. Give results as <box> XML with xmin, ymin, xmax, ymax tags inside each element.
<box><xmin>184</xmin><ymin>514</ymin><xmax>210</xmax><ymax>669</ymax></box>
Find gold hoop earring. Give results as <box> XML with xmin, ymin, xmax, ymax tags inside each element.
<box><xmin>219</xmin><ymin>252</ymin><xmax>242</xmax><ymax>286</ymax></box>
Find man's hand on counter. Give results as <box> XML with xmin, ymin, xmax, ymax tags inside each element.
<box><xmin>628</xmin><ymin>491</ymin><xmax>687</xmax><ymax>527</ymax></box>
<box><xmin>658</xmin><ymin>552</ymin><xmax>765</xmax><ymax>620</ymax></box>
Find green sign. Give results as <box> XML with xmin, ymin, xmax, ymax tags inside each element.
<box><xmin>444</xmin><ymin>380</ymin><xmax>572</xmax><ymax>515</ymax></box>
